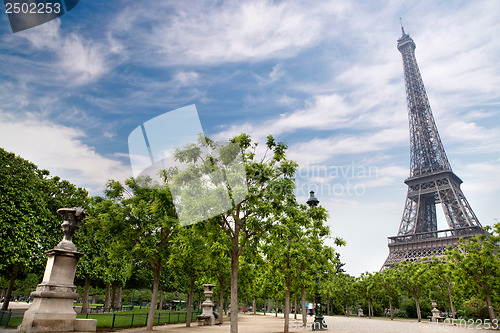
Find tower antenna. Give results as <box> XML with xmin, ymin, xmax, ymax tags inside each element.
<box><xmin>400</xmin><ymin>17</ymin><xmax>406</xmax><ymax>35</ymax></box>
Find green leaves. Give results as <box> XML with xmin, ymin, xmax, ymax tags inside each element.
<box><xmin>0</xmin><ymin>147</ymin><xmax>88</xmax><ymax>275</ymax></box>
<box><xmin>445</xmin><ymin>226</ymin><xmax>500</xmax><ymax>319</ymax></box>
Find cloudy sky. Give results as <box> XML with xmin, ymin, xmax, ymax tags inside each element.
<box><xmin>1</xmin><ymin>0</ymin><xmax>499</xmax><ymax>276</ymax></box>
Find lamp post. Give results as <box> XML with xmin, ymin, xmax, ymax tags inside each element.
<box><xmin>306</xmin><ymin>191</ymin><xmax>325</xmax><ymax>331</ymax></box>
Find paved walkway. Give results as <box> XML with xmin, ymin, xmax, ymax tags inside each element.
<box><xmin>0</xmin><ymin>311</ymin><xmax>476</xmax><ymax>333</ymax></box>
<box><xmin>109</xmin><ymin>313</ymin><xmax>474</xmax><ymax>333</ymax></box>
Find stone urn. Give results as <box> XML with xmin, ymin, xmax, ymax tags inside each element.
<box><xmin>357</xmin><ymin>303</ymin><xmax>364</xmax><ymax>317</ymax></box>
<box><xmin>197</xmin><ymin>284</ymin><xmax>216</xmax><ymax>326</ymax></box>
<box><xmin>430</xmin><ymin>300</ymin><xmax>440</xmax><ymax>322</ymax></box>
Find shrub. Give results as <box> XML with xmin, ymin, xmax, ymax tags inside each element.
<box><xmin>455</xmin><ymin>309</ymin><xmax>466</xmax><ymax>319</ymax></box>
<box><xmin>463</xmin><ymin>296</ymin><xmax>488</xmax><ymax>320</ymax></box>
<box><xmin>395</xmin><ymin>310</ymin><xmax>408</xmax><ymax>318</ymax></box>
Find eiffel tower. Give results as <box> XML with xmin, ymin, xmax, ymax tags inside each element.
<box><xmin>382</xmin><ymin>26</ymin><xmax>485</xmax><ymax>268</ymax></box>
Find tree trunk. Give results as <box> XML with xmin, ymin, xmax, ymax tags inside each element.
<box><xmin>111</xmin><ymin>284</ymin><xmax>116</xmax><ymax>309</ymax></box>
<box><xmin>284</xmin><ymin>280</ymin><xmax>290</xmax><ymax>333</ymax></box>
<box><xmin>447</xmin><ymin>285</ymin><xmax>455</xmax><ymax>319</ymax></box>
<box><xmin>268</xmin><ymin>299</ymin><xmax>271</xmax><ymax>316</ymax></box>
<box><xmin>82</xmin><ymin>276</ymin><xmax>91</xmax><ymax>313</ymax></box>
<box><xmin>158</xmin><ymin>288</ymin><xmax>163</xmax><ymax>311</ymax></box>
<box><xmin>275</xmin><ymin>299</ymin><xmax>278</xmax><ymax>317</ymax></box>
<box><xmin>485</xmin><ymin>289</ymin><xmax>497</xmax><ymax>320</ymax></box>
<box><xmin>104</xmin><ymin>283</ymin><xmax>111</xmax><ymax>310</ymax></box>
<box><xmin>327</xmin><ymin>296</ymin><xmax>331</xmax><ymax>316</ymax></box>
<box><xmin>186</xmin><ymin>278</ymin><xmax>195</xmax><ymax>327</ymax></box>
<box><xmin>301</xmin><ymin>285</ymin><xmax>307</xmax><ymax>325</ymax></box>
<box><xmin>116</xmin><ymin>286</ymin><xmax>122</xmax><ymax>308</ymax></box>
<box><xmin>294</xmin><ymin>295</ymin><xmax>297</xmax><ymax>319</ymax></box>
<box><xmin>413</xmin><ymin>295</ymin><xmax>422</xmax><ymax>322</ymax></box>
<box><xmin>146</xmin><ymin>263</ymin><xmax>161</xmax><ymax>330</ymax></box>
<box><xmin>1</xmin><ymin>269</ymin><xmax>17</xmax><ymax>311</ymax></box>
<box><xmin>368</xmin><ymin>299</ymin><xmax>372</xmax><ymax>318</ymax></box>
<box><xmin>253</xmin><ymin>299</ymin><xmax>256</xmax><ymax>315</ymax></box>
<box><xmin>230</xmin><ymin>249</ymin><xmax>239</xmax><ymax>333</ymax></box>
<box><xmin>389</xmin><ymin>298</ymin><xmax>394</xmax><ymax>320</ymax></box>
<box><xmin>218</xmin><ymin>278</ymin><xmax>225</xmax><ymax>320</ymax></box>
<box><xmin>346</xmin><ymin>304</ymin><xmax>350</xmax><ymax>316</ymax></box>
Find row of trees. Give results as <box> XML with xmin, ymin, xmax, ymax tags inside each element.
<box><xmin>325</xmin><ymin>225</ymin><xmax>499</xmax><ymax>323</ymax></box>
<box><xmin>2</xmin><ymin>136</ymin><xmax>498</xmax><ymax>332</ymax></box>
<box><xmin>0</xmin><ymin>147</ymin><xmax>88</xmax><ymax>311</ymax></box>
<box><xmin>0</xmin><ymin>135</ymin><xmax>344</xmax><ymax>333</ymax></box>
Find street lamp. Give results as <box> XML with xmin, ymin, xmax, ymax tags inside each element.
<box><xmin>306</xmin><ymin>190</ymin><xmax>319</xmax><ymax>208</ymax></box>
<box><xmin>306</xmin><ymin>191</ymin><xmax>325</xmax><ymax>331</ymax></box>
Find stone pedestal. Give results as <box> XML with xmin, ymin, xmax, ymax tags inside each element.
<box><xmin>18</xmin><ymin>207</ymin><xmax>96</xmax><ymax>332</ymax></box>
<box><xmin>357</xmin><ymin>304</ymin><xmax>364</xmax><ymax>317</ymax></box>
<box><xmin>197</xmin><ymin>284</ymin><xmax>215</xmax><ymax>326</ymax></box>
<box><xmin>430</xmin><ymin>300</ymin><xmax>440</xmax><ymax>322</ymax></box>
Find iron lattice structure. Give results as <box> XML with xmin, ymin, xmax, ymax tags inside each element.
<box><xmin>382</xmin><ymin>28</ymin><xmax>484</xmax><ymax>268</ymax></box>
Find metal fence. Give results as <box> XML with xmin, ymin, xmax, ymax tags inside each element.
<box><xmin>80</xmin><ymin>310</ymin><xmax>202</xmax><ymax>329</ymax></box>
<box><xmin>0</xmin><ymin>311</ymin><xmax>13</xmax><ymax>328</ymax></box>
<box><xmin>3</xmin><ymin>309</ymin><xmax>201</xmax><ymax>329</ymax></box>
<box><xmin>76</xmin><ymin>305</ymin><xmax>135</xmax><ymax>314</ymax></box>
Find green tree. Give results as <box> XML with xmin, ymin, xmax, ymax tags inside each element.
<box><xmin>260</xmin><ymin>206</ymin><xmax>302</xmax><ymax>330</ymax></box>
<box><xmin>446</xmin><ymin>224</ymin><xmax>500</xmax><ymax>321</ymax></box>
<box><xmin>379</xmin><ymin>269</ymin><xmax>399</xmax><ymax>320</ymax></box>
<box><xmin>0</xmin><ymin>148</ymin><xmax>87</xmax><ymax>311</ymax></box>
<box><xmin>169</xmin><ymin>222</ymin><xmax>209</xmax><ymax>326</ymax></box>
<box><xmin>357</xmin><ymin>272</ymin><xmax>378</xmax><ymax>318</ymax></box>
<box><xmin>237</xmin><ymin>249</ymin><xmax>261</xmax><ymax>314</ymax></box>
<box><xmin>428</xmin><ymin>258</ymin><xmax>458</xmax><ymax>319</ymax></box>
<box><xmin>394</xmin><ymin>260</ymin><xmax>430</xmax><ymax>322</ymax></box>
<box><xmin>83</xmin><ymin>195</ymin><xmax>133</xmax><ymax>311</ymax></box>
<box><xmin>101</xmin><ymin>178</ymin><xmax>178</xmax><ymax>330</ymax></box>
<box><xmin>205</xmin><ymin>217</ymin><xmax>231</xmax><ymax>319</ymax></box>
<box><xmin>166</xmin><ymin>134</ymin><xmax>297</xmax><ymax>333</ymax></box>
<box><xmin>332</xmin><ymin>273</ymin><xmax>356</xmax><ymax>316</ymax></box>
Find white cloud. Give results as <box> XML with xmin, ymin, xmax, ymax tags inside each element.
<box><xmin>214</xmin><ymin>93</ymin><xmax>362</xmax><ymax>142</ymax></box>
<box><xmin>0</xmin><ymin>111</ymin><xmax>131</xmax><ymax>194</ymax></box>
<box><xmin>255</xmin><ymin>63</ymin><xmax>285</xmax><ymax>85</ymax></box>
<box><xmin>15</xmin><ymin>20</ymin><xmax>111</xmax><ymax>85</ymax></box>
<box><xmin>173</xmin><ymin>71</ymin><xmax>200</xmax><ymax>87</ymax></box>
<box><xmin>442</xmin><ymin>121</ymin><xmax>498</xmax><ymax>142</ymax></box>
<box><xmin>287</xmin><ymin>128</ymin><xmax>407</xmax><ymax>166</ymax></box>
<box><xmin>59</xmin><ymin>34</ymin><xmax>108</xmax><ymax>85</ymax></box>
<box><xmin>154</xmin><ymin>1</ymin><xmax>321</xmax><ymax>64</ymax></box>
<box><xmin>110</xmin><ymin>1</ymin><xmax>349</xmax><ymax>65</ymax></box>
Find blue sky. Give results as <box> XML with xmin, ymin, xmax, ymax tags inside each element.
<box><xmin>1</xmin><ymin>0</ymin><xmax>499</xmax><ymax>276</ymax></box>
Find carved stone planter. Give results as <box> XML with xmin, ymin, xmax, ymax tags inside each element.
<box><xmin>19</xmin><ymin>208</ymin><xmax>96</xmax><ymax>332</ymax></box>
<box><xmin>197</xmin><ymin>284</ymin><xmax>216</xmax><ymax>326</ymax></box>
